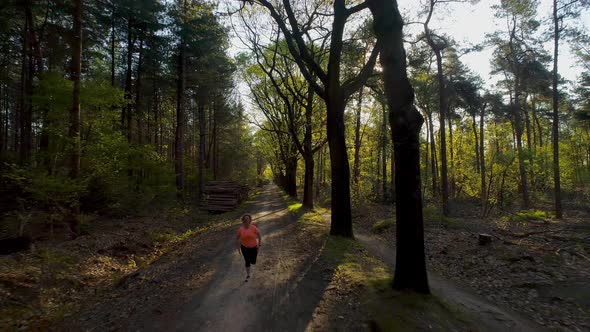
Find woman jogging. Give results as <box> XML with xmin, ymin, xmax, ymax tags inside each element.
<box><xmin>236</xmin><ymin>214</ymin><xmax>261</xmax><ymax>282</ymax></box>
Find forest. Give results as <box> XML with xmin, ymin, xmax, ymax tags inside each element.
<box><xmin>1</xmin><ymin>0</ymin><xmax>589</xmax><ymax>331</ymax></box>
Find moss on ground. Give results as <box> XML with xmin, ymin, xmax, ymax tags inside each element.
<box><xmin>512</xmin><ymin>210</ymin><xmax>552</xmax><ymax>222</ymax></box>
<box><xmin>318</xmin><ymin>229</ymin><xmax>475</xmax><ymax>331</ymax></box>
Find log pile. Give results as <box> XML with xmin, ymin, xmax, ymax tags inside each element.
<box><xmin>203</xmin><ymin>181</ymin><xmax>248</xmax><ymax>212</ymax></box>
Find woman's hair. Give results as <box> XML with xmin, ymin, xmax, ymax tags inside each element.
<box><xmin>241</xmin><ymin>214</ymin><xmax>252</xmax><ymax>222</ymax></box>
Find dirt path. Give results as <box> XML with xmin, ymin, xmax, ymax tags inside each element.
<box><xmin>58</xmin><ymin>185</ymin><xmax>546</xmax><ymax>332</ymax></box>
<box><xmin>59</xmin><ymin>185</ymin><xmax>330</xmax><ymax>332</ymax></box>
<box><xmin>355</xmin><ymin>232</ymin><xmax>545</xmax><ymax>332</ymax></box>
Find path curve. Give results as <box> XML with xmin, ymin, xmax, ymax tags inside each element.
<box><xmin>355</xmin><ymin>232</ymin><xmax>545</xmax><ymax>332</ymax></box>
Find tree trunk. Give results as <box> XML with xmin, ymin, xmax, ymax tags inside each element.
<box><xmin>20</xmin><ymin>1</ymin><xmax>33</xmax><ymax>164</ymax></box>
<box><xmin>480</xmin><ymin>105</ymin><xmax>487</xmax><ymax>212</ymax></box>
<box><xmin>472</xmin><ymin>114</ymin><xmax>480</xmax><ymax>174</ymax></box>
<box><xmin>552</xmin><ymin>0</ymin><xmax>562</xmax><ymax>218</ymax></box>
<box><xmin>326</xmin><ymin>96</ymin><xmax>353</xmax><ymax>237</ymax></box>
<box><xmin>303</xmin><ymin>156</ymin><xmax>314</xmax><ymax>207</ymax></box>
<box><xmin>175</xmin><ymin>37</ymin><xmax>185</xmax><ymax>199</ymax></box>
<box><xmin>68</xmin><ymin>0</ymin><xmax>83</xmax><ymax>237</ymax></box>
<box><xmin>302</xmin><ymin>89</ymin><xmax>314</xmax><ymax>208</ymax></box>
<box><xmin>315</xmin><ymin>146</ymin><xmax>322</xmax><ymax>197</ymax></box>
<box><xmin>524</xmin><ymin>95</ymin><xmax>532</xmax><ymax>153</ymax></box>
<box><xmin>136</xmin><ymin>35</ymin><xmax>143</xmax><ymax>146</ymax></box>
<box><xmin>286</xmin><ymin>154</ymin><xmax>297</xmax><ymax>197</ymax></box>
<box><xmin>424</xmin><ymin>3</ymin><xmax>449</xmax><ymax>214</ymax></box>
<box><xmin>69</xmin><ymin>0</ymin><xmax>82</xmax><ymax>179</ymax></box>
<box><xmin>382</xmin><ymin>101</ymin><xmax>387</xmax><ymax>201</ymax></box>
<box><xmin>110</xmin><ymin>3</ymin><xmax>116</xmax><ymax>87</ymax></box>
<box><xmin>514</xmin><ymin>94</ymin><xmax>530</xmax><ymax>209</ymax></box>
<box><xmin>391</xmin><ymin>143</ymin><xmax>395</xmax><ymax>202</ymax></box>
<box><xmin>509</xmin><ymin>25</ymin><xmax>530</xmax><ymax>209</ymax></box>
<box><xmin>448</xmin><ymin>114</ymin><xmax>454</xmax><ymax>199</ymax></box>
<box><xmin>326</xmin><ymin>1</ymin><xmax>353</xmax><ymax>238</ymax></box>
<box><xmin>532</xmin><ymin>96</ymin><xmax>543</xmax><ymax>147</ymax></box>
<box><xmin>353</xmin><ymin>89</ymin><xmax>363</xmax><ymax>187</ymax></box>
<box><xmin>368</xmin><ymin>0</ymin><xmax>429</xmax><ymax>294</ymax></box>
<box><xmin>198</xmin><ymin>98</ymin><xmax>206</xmax><ymax>200</ymax></box>
<box><xmin>427</xmin><ymin>112</ymin><xmax>437</xmax><ymax>196</ymax></box>
<box><xmin>435</xmin><ymin>49</ymin><xmax>449</xmax><ymax>214</ymax></box>
<box><xmin>123</xmin><ymin>18</ymin><xmax>133</xmax><ymax>139</ymax></box>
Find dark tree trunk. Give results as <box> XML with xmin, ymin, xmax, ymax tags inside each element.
<box><xmin>368</xmin><ymin>0</ymin><xmax>430</xmax><ymax>294</ymax></box>
<box><xmin>20</xmin><ymin>1</ymin><xmax>33</xmax><ymax>164</ymax></box>
<box><xmin>303</xmin><ymin>156</ymin><xmax>314</xmax><ymax>207</ymax></box>
<box><xmin>509</xmin><ymin>26</ymin><xmax>530</xmax><ymax>209</ymax></box>
<box><xmin>448</xmin><ymin>114</ymin><xmax>454</xmax><ymax>198</ymax></box>
<box><xmin>315</xmin><ymin>146</ymin><xmax>322</xmax><ymax>197</ymax></box>
<box><xmin>0</xmin><ymin>83</ymin><xmax>4</xmax><ymax>153</ymax></box>
<box><xmin>472</xmin><ymin>114</ymin><xmax>480</xmax><ymax>174</ymax></box>
<box><xmin>324</xmin><ymin>1</ymin><xmax>353</xmax><ymax>237</ymax></box>
<box><xmin>70</xmin><ymin>0</ymin><xmax>82</xmax><ymax>178</ymax></box>
<box><xmin>514</xmin><ymin>85</ymin><xmax>530</xmax><ymax>209</ymax></box>
<box><xmin>382</xmin><ymin>101</ymin><xmax>387</xmax><ymax>201</ymax></box>
<box><xmin>136</xmin><ymin>35</ymin><xmax>143</xmax><ymax>145</ymax></box>
<box><xmin>523</xmin><ymin>95</ymin><xmax>532</xmax><ymax>153</ymax></box>
<box><xmin>123</xmin><ymin>18</ymin><xmax>133</xmax><ymax>139</ymax></box>
<box><xmin>353</xmin><ymin>89</ymin><xmax>363</xmax><ymax>187</ymax></box>
<box><xmin>435</xmin><ymin>51</ymin><xmax>449</xmax><ymax>213</ymax></box>
<box><xmin>198</xmin><ymin>99</ymin><xmax>206</xmax><ymax>200</ymax></box>
<box><xmin>532</xmin><ymin>96</ymin><xmax>543</xmax><ymax>147</ymax></box>
<box><xmin>326</xmin><ymin>96</ymin><xmax>353</xmax><ymax>237</ymax></box>
<box><xmin>390</xmin><ymin>143</ymin><xmax>395</xmax><ymax>202</ymax></box>
<box><xmin>302</xmin><ymin>89</ymin><xmax>314</xmax><ymax>208</ymax></box>
<box><xmin>427</xmin><ymin>112</ymin><xmax>437</xmax><ymax>196</ymax></box>
<box><xmin>110</xmin><ymin>3</ymin><xmax>116</xmax><ymax>87</ymax></box>
<box><xmin>552</xmin><ymin>0</ymin><xmax>562</xmax><ymax>218</ymax></box>
<box><xmin>175</xmin><ymin>37</ymin><xmax>185</xmax><ymax>199</ymax></box>
<box><xmin>68</xmin><ymin>0</ymin><xmax>83</xmax><ymax>237</ymax></box>
<box><xmin>286</xmin><ymin>155</ymin><xmax>297</xmax><ymax>197</ymax></box>
<box><xmin>479</xmin><ymin>105</ymin><xmax>487</xmax><ymax>212</ymax></box>
<box><xmin>424</xmin><ymin>3</ymin><xmax>449</xmax><ymax>214</ymax></box>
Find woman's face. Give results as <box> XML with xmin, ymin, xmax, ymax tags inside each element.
<box><xmin>242</xmin><ymin>216</ymin><xmax>251</xmax><ymax>227</ymax></box>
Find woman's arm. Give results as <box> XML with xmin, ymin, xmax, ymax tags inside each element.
<box><xmin>236</xmin><ymin>233</ymin><xmax>241</xmax><ymax>253</ymax></box>
<box><xmin>257</xmin><ymin>232</ymin><xmax>262</xmax><ymax>248</ymax></box>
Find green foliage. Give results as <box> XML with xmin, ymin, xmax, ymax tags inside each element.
<box><xmin>512</xmin><ymin>210</ymin><xmax>551</xmax><ymax>222</ymax></box>
<box><xmin>2</xmin><ymin>163</ymin><xmax>86</xmax><ymax>211</ymax></box>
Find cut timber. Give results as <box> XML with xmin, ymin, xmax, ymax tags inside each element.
<box><xmin>202</xmin><ymin>181</ymin><xmax>248</xmax><ymax>212</ymax></box>
<box><xmin>478</xmin><ymin>234</ymin><xmax>492</xmax><ymax>246</ymax></box>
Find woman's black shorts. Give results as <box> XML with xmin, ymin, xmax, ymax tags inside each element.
<box><xmin>241</xmin><ymin>245</ymin><xmax>258</xmax><ymax>267</ymax></box>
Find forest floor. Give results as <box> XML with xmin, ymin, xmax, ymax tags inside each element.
<box><xmin>354</xmin><ymin>200</ymin><xmax>590</xmax><ymax>332</ymax></box>
<box><xmin>1</xmin><ymin>184</ymin><xmax>582</xmax><ymax>331</ymax></box>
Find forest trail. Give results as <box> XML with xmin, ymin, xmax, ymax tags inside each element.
<box><xmin>59</xmin><ymin>185</ymin><xmax>331</xmax><ymax>332</ymax></box>
<box><xmin>355</xmin><ymin>232</ymin><xmax>545</xmax><ymax>332</ymax></box>
<box><xmin>60</xmin><ymin>184</ymin><xmax>544</xmax><ymax>332</ymax></box>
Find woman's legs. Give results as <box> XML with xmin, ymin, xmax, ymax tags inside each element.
<box><xmin>241</xmin><ymin>246</ymin><xmax>258</xmax><ymax>280</ymax></box>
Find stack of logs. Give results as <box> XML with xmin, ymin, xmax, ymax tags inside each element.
<box><xmin>203</xmin><ymin>181</ymin><xmax>248</xmax><ymax>212</ymax></box>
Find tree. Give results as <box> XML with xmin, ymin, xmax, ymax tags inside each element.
<box><xmin>240</xmin><ymin>0</ymin><xmax>381</xmax><ymax>237</ymax></box>
<box><xmin>368</xmin><ymin>0</ymin><xmax>429</xmax><ymax>294</ymax></box>
<box><xmin>550</xmin><ymin>0</ymin><xmax>589</xmax><ymax>218</ymax></box>
<box><xmin>422</xmin><ymin>0</ymin><xmax>452</xmax><ymax>215</ymax></box>
<box><xmin>489</xmin><ymin>0</ymin><xmax>542</xmax><ymax>209</ymax></box>
<box><xmin>68</xmin><ymin>0</ymin><xmax>83</xmax><ymax>236</ymax></box>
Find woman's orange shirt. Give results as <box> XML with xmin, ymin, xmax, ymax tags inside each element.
<box><xmin>238</xmin><ymin>225</ymin><xmax>259</xmax><ymax>248</ymax></box>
